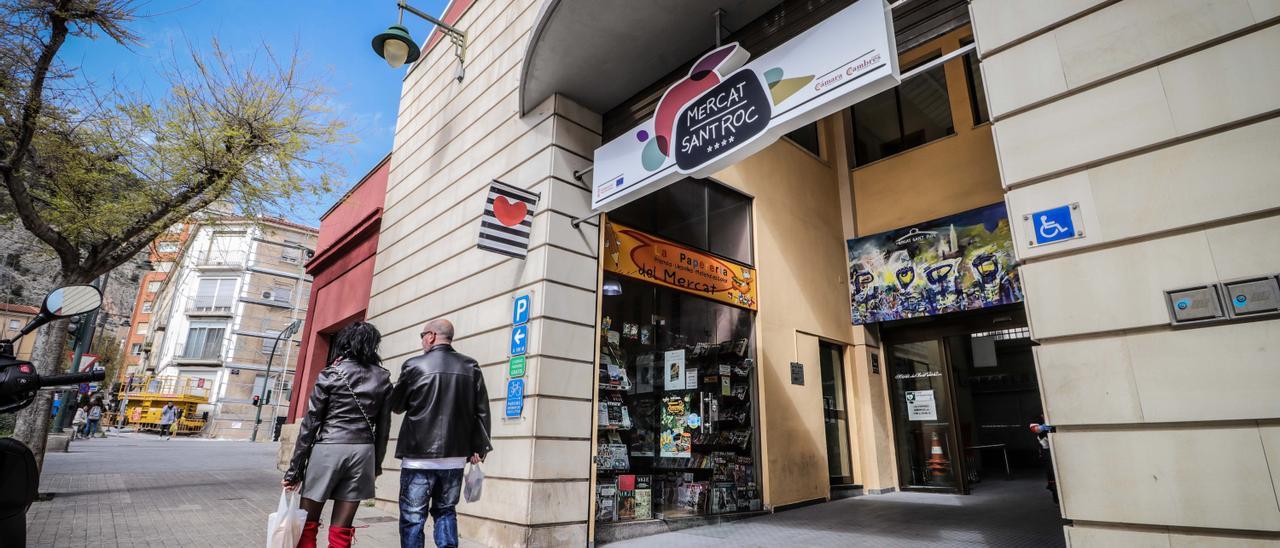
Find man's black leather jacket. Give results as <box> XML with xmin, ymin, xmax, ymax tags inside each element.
<box><xmin>391</xmin><ymin>344</ymin><xmax>492</xmax><ymax>459</ymax></box>
<box><xmin>284</xmin><ymin>358</ymin><xmax>393</xmax><ymax>484</ymax></box>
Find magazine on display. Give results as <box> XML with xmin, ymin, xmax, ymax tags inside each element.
<box><xmin>596</xmin><ymin>480</ymin><xmax>618</xmax><ymax>522</ymax></box>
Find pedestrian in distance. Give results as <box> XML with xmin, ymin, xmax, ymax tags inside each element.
<box><xmin>392</xmin><ymin>318</ymin><xmax>491</xmax><ymax>548</ymax></box>
<box><xmin>159</xmin><ymin>402</ymin><xmax>177</xmax><ymax>440</ymax></box>
<box><xmin>283</xmin><ymin>322</ymin><xmax>393</xmax><ymax>548</ymax></box>
<box><xmin>84</xmin><ymin>397</ymin><xmax>103</xmax><ymax>439</ymax></box>
<box><xmin>71</xmin><ymin>406</ymin><xmax>86</xmax><ymax>440</ymax></box>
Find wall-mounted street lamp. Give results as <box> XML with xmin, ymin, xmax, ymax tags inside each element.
<box><xmin>372</xmin><ymin>1</ymin><xmax>467</xmax><ymax>81</ymax></box>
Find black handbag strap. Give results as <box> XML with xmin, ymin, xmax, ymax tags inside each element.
<box><xmin>330</xmin><ymin>366</ymin><xmax>376</xmax><ymax>437</ymax></box>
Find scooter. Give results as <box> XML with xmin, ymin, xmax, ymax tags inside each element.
<box><xmin>0</xmin><ymin>285</ymin><xmax>105</xmax><ymax>546</ymax></box>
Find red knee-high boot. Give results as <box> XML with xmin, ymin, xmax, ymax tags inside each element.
<box><xmin>327</xmin><ymin>526</ymin><xmax>355</xmax><ymax>548</ymax></box>
<box><xmin>297</xmin><ymin>521</ymin><xmax>320</xmax><ymax>548</ymax></box>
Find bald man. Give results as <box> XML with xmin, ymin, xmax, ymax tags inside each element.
<box><xmin>390</xmin><ymin>319</ymin><xmax>491</xmax><ymax>548</ymax></box>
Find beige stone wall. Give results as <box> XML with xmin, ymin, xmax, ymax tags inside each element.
<box><xmin>367</xmin><ymin>0</ymin><xmax>601</xmax><ymax>545</ymax></box>
<box><xmin>971</xmin><ymin>0</ymin><xmax>1280</xmax><ymax>543</ymax></box>
<box><xmin>711</xmin><ymin>120</ymin><xmax>858</xmax><ymax>507</ymax></box>
<box><xmin>849</xmin><ymin>26</ymin><xmax>1005</xmax><ymax>235</ymax></box>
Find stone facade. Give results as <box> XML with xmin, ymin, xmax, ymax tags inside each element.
<box><xmin>971</xmin><ymin>0</ymin><xmax>1280</xmax><ymax>543</ymax></box>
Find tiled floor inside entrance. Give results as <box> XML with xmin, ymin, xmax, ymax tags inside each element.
<box><xmin>606</xmin><ymin>474</ymin><xmax>1066</xmax><ymax>547</ymax></box>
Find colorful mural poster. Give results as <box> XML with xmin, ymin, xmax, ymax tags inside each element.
<box><xmin>659</xmin><ymin>394</ymin><xmax>692</xmax><ymax>458</ymax></box>
<box><xmin>846</xmin><ymin>203</ymin><xmax>1023</xmax><ymax>324</ymax></box>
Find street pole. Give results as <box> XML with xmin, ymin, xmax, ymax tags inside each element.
<box><xmin>53</xmin><ymin>274</ymin><xmax>105</xmax><ymax>432</ymax></box>
<box><xmin>251</xmin><ymin>319</ymin><xmax>299</xmax><ymax>442</ymax></box>
<box><xmin>267</xmin><ymin>248</ymin><xmax>309</xmax><ymax>439</ymax></box>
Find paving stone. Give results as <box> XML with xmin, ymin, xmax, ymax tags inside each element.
<box><xmin>25</xmin><ymin>433</ymin><xmax>483</xmax><ymax>548</ymax></box>
<box><xmin>29</xmin><ymin>433</ymin><xmax>1064</xmax><ymax>547</ymax></box>
<box><xmin>604</xmin><ymin>476</ymin><xmax>1067</xmax><ymax>547</ymax></box>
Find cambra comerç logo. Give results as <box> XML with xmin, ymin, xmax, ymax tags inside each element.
<box><xmin>591</xmin><ymin>0</ymin><xmax>899</xmax><ymax>212</ymax></box>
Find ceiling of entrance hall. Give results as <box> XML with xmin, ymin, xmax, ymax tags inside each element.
<box><xmin>520</xmin><ymin>0</ymin><xmax>970</xmax><ymax>116</ymax></box>
<box><xmin>519</xmin><ymin>0</ymin><xmax>781</xmax><ymax>114</ymax></box>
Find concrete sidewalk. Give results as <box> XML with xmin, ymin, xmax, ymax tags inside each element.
<box><xmin>28</xmin><ymin>432</ymin><xmax>1065</xmax><ymax>547</ymax></box>
<box><xmin>25</xmin><ymin>432</ymin><xmax>479</xmax><ymax>548</ymax></box>
<box><xmin>605</xmin><ymin>475</ymin><xmax>1066</xmax><ymax>548</ymax></box>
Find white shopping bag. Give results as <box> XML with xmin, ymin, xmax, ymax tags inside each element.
<box><xmin>463</xmin><ymin>463</ymin><xmax>484</xmax><ymax>503</ymax></box>
<box><xmin>266</xmin><ymin>489</ymin><xmax>307</xmax><ymax>548</ymax></box>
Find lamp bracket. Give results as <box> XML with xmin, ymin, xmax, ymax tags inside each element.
<box><xmin>397</xmin><ymin>1</ymin><xmax>467</xmax><ymax>79</ymax></box>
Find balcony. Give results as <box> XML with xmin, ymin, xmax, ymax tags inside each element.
<box><xmin>185</xmin><ymin>304</ymin><xmax>234</xmax><ymax>318</ymax></box>
<box><xmin>172</xmin><ymin>343</ymin><xmax>223</xmax><ymax>366</ymax></box>
<box><xmin>194</xmin><ymin>251</ymin><xmax>247</xmax><ymax>271</ymax></box>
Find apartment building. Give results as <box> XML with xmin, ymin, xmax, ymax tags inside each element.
<box><xmin>0</xmin><ymin>303</ymin><xmax>39</xmax><ymax>360</ymax></box>
<box><xmin>141</xmin><ymin>216</ymin><xmax>316</xmax><ymax>440</ymax></box>
<box><xmin>120</xmin><ymin>223</ymin><xmax>190</xmax><ymax>377</ymax></box>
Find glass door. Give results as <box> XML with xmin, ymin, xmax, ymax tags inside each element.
<box><xmin>819</xmin><ymin>341</ymin><xmax>854</xmax><ymax>486</ymax></box>
<box><xmin>887</xmin><ymin>340</ymin><xmax>964</xmax><ymax>492</ymax></box>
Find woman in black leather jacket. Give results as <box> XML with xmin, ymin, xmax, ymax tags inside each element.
<box><xmin>282</xmin><ymin>322</ymin><xmax>392</xmax><ymax>548</ymax></box>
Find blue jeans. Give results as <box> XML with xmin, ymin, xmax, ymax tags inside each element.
<box><xmin>83</xmin><ymin>419</ymin><xmax>99</xmax><ymax>438</ymax></box>
<box><xmin>399</xmin><ymin>468</ymin><xmax>463</xmax><ymax>548</ymax></box>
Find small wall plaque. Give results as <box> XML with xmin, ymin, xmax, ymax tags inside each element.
<box><xmin>1164</xmin><ymin>285</ymin><xmax>1225</xmax><ymax>325</ymax></box>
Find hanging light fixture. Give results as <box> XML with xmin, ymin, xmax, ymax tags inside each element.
<box><xmin>372</xmin><ymin>1</ymin><xmax>467</xmax><ymax>81</ymax></box>
<box><xmin>603</xmin><ymin>277</ymin><xmax>623</xmax><ymax>296</ymax></box>
<box><xmin>372</xmin><ymin>24</ymin><xmax>420</xmax><ymax>68</ymax></box>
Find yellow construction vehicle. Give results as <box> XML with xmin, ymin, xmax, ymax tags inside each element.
<box><xmin>113</xmin><ymin>376</ymin><xmax>210</xmax><ymax>435</ymax></box>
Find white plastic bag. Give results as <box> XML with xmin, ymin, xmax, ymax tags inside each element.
<box><xmin>463</xmin><ymin>463</ymin><xmax>484</xmax><ymax>503</ymax></box>
<box><xmin>265</xmin><ymin>488</ymin><xmax>307</xmax><ymax>548</ymax></box>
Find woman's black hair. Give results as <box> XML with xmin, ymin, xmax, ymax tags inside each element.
<box><xmin>333</xmin><ymin>321</ymin><xmax>382</xmax><ymax>367</ymax></box>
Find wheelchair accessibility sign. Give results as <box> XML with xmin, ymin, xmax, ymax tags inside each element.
<box><xmin>1025</xmin><ymin>203</ymin><xmax>1084</xmax><ymax>247</ymax></box>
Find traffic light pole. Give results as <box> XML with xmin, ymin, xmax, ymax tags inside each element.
<box><xmin>52</xmin><ymin>275</ymin><xmax>105</xmax><ymax>432</ymax></box>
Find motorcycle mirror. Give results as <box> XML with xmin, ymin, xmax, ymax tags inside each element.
<box><xmin>41</xmin><ymin>285</ymin><xmax>102</xmax><ymax>319</ymax></box>
<box><xmin>4</xmin><ymin>285</ymin><xmax>105</xmax><ymax>346</ymax></box>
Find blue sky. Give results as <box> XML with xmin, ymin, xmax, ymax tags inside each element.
<box><xmin>58</xmin><ymin>0</ymin><xmax>450</xmax><ymax>227</ymax></box>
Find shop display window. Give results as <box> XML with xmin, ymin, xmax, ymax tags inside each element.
<box><xmin>595</xmin><ymin>276</ymin><xmax>760</xmax><ymax>522</ymax></box>
<box><xmin>608</xmin><ymin>178</ymin><xmax>753</xmax><ymax>266</ymax></box>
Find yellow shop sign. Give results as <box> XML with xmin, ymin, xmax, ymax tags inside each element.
<box><xmin>603</xmin><ymin>220</ymin><xmax>757</xmax><ymax>310</ymax></box>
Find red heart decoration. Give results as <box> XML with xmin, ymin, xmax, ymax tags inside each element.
<box><xmin>493</xmin><ymin>195</ymin><xmax>528</xmax><ymax>227</ymax></box>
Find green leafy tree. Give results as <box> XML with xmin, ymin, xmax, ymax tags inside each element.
<box><xmin>1</xmin><ymin>0</ymin><xmax>347</xmax><ymax>467</ymax></box>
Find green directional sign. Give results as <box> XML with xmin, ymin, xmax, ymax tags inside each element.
<box><xmin>508</xmin><ymin>355</ymin><xmax>526</xmax><ymax>378</ymax></box>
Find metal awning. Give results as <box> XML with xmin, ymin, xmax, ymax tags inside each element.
<box><xmin>519</xmin><ymin>0</ymin><xmax>970</xmax><ymax>117</ymax></box>
<box><xmin>519</xmin><ymin>0</ymin><xmax>781</xmax><ymax>115</ymax></box>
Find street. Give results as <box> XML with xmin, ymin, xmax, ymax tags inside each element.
<box><xmin>24</xmin><ymin>433</ymin><xmax>448</xmax><ymax>548</ymax></box>
<box><xmin>25</xmin><ymin>432</ymin><xmax>1065</xmax><ymax>548</ymax></box>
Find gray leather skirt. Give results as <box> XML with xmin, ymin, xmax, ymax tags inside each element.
<box><xmin>300</xmin><ymin>443</ymin><xmax>376</xmax><ymax>502</ymax></box>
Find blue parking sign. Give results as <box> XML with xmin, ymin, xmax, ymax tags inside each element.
<box><xmin>512</xmin><ymin>294</ymin><xmax>530</xmax><ymax>326</ymax></box>
<box><xmin>505</xmin><ymin>379</ymin><xmax>525</xmax><ymax>418</ymax></box>
<box><xmin>509</xmin><ymin>324</ymin><xmax>528</xmax><ymax>356</ymax></box>
<box><xmin>1030</xmin><ymin>205</ymin><xmax>1078</xmax><ymax>246</ymax></box>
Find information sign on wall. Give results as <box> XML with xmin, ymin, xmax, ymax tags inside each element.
<box><xmin>509</xmin><ymin>324</ymin><xmax>528</xmax><ymax>356</ymax></box>
<box><xmin>1025</xmin><ymin>203</ymin><xmax>1084</xmax><ymax>247</ymax></box>
<box><xmin>508</xmin><ymin>355</ymin><xmax>526</xmax><ymax>378</ymax></box>
<box><xmin>604</xmin><ymin>220</ymin><xmax>758</xmax><ymax>310</ymax></box>
<box><xmin>591</xmin><ymin>0</ymin><xmax>899</xmax><ymax>212</ymax></box>
<box><xmin>505</xmin><ymin>378</ymin><xmax>525</xmax><ymax>419</ymax></box>
<box><xmin>905</xmin><ymin>390</ymin><xmax>937</xmax><ymax>421</ymax></box>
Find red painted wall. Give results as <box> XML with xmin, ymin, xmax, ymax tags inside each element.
<box><xmin>287</xmin><ymin>155</ymin><xmax>390</xmax><ymax>422</ymax></box>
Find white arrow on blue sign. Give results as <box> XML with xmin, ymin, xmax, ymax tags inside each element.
<box><xmin>510</xmin><ymin>324</ymin><xmax>528</xmax><ymax>356</ymax></box>
<box><xmin>512</xmin><ymin>294</ymin><xmax>530</xmax><ymax>326</ymax></box>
